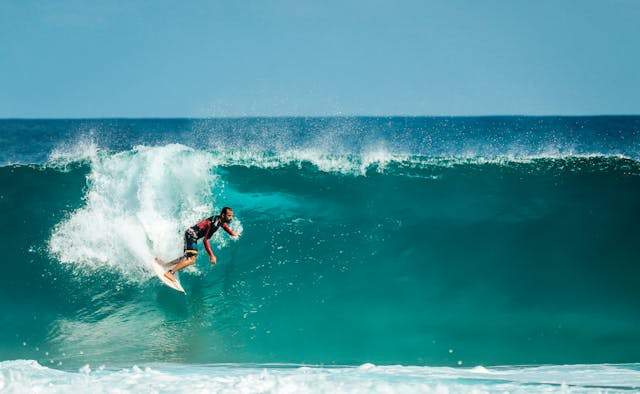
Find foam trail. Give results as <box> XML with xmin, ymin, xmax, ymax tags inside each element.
<box><xmin>1</xmin><ymin>361</ymin><xmax>639</xmax><ymax>393</ymax></box>
<box><xmin>48</xmin><ymin>144</ymin><xmax>220</xmax><ymax>280</ymax></box>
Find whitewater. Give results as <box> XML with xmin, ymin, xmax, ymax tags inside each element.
<box><xmin>1</xmin><ymin>117</ymin><xmax>640</xmax><ymax>392</ymax></box>
<box><xmin>2</xmin><ymin>361</ymin><xmax>639</xmax><ymax>393</ymax></box>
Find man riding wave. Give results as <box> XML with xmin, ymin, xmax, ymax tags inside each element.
<box><xmin>160</xmin><ymin>206</ymin><xmax>238</xmax><ymax>283</ymax></box>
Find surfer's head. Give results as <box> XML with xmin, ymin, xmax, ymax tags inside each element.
<box><xmin>220</xmin><ymin>206</ymin><xmax>234</xmax><ymax>223</ymax></box>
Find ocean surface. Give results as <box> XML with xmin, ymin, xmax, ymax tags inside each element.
<box><xmin>1</xmin><ymin>117</ymin><xmax>639</xmax><ymax>392</ymax></box>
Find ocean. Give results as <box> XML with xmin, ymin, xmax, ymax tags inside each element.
<box><xmin>1</xmin><ymin>117</ymin><xmax>639</xmax><ymax>392</ymax></box>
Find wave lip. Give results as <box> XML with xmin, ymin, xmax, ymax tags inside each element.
<box><xmin>47</xmin><ymin>138</ymin><xmax>100</xmax><ymax>169</ymax></box>
<box><xmin>1</xmin><ymin>360</ymin><xmax>639</xmax><ymax>393</ymax></box>
<box><xmin>40</xmin><ymin>139</ymin><xmax>640</xmax><ymax>175</ymax></box>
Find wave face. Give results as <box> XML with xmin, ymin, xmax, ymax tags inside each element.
<box><xmin>1</xmin><ymin>118</ymin><xmax>640</xmax><ymax>384</ymax></box>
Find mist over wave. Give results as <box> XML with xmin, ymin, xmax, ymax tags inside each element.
<box><xmin>2</xmin><ymin>117</ymin><xmax>639</xmax><ymax>167</ymax></box>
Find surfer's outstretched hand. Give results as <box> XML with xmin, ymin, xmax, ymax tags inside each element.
<box><xmin>210</xmin><ymin>255</ymin><xmax>217</xmax><ymax>265</ymax></box>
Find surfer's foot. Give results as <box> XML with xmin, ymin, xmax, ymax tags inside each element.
<box><xmin>164</xmin><ymin>270</ymin><xmax>177</xmax><ymax>283</ymax></box>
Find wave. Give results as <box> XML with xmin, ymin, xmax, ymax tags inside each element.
<box><xmin>40</xmin><ymin>143</ymin><xmax>640</xmax><ymax>282</ymax></box>
<box><xmin>1</xmin><ymin>360</ymin><xmax>639</xmax><ymax>393</ymax></box>
<box><xmin>3</xmin><ymin>140</ymin><xmax>640</xmax><ymax>367</ymax></box>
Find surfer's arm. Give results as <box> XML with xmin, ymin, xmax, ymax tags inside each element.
<box><xmin>221</xmin><ymin>223</ymin><xmax>238</xmax><ymax>237</ymax></box>
<box><xmin>203</xmin><ymin>237</ymin><xmax>216</xmax><ymax>261</ymax></box>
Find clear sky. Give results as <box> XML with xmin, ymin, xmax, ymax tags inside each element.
<box><xmin>1</xmin><ymin>0</ymin><xmax>639</xmax><ymax>117</ymax></box>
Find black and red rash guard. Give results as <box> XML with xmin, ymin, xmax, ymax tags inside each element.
<box><xmin>190</xmin><ymin>216</ymin><xmax>234</xmax><ymax>258</ymax></box>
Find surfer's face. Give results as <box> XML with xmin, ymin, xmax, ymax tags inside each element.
<box><xmin>223</xmin><ymin>210</ymin><xmax>234</xmax><ymax>223</ymax></box>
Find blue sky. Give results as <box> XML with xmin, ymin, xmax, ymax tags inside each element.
<box><xmin>1</xmin><ymin>0</ymin><xmax>639</xmax><ymax>117</ymax></box>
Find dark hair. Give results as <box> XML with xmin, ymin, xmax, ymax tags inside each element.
<box><xmin>220</xmin><ymin>206</ymin><xmax>233</xmax><ymax>215</ymax></box>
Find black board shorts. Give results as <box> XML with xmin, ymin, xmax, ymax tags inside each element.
<box><xmin>183</xmin><ymin>228</ymin><xmax>199</xmax><ymax>257</ymax></box>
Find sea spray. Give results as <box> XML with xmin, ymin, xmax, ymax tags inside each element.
<box><xmin>48</xmin><ymin>144</ymin><xmax>221</xmax><ymax>279</ymax></box>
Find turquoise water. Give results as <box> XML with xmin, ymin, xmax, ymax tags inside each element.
<box><xmin>1</xmin><ymin>117</ymin><xmax>639</xmax><ymax>391</ymax></box>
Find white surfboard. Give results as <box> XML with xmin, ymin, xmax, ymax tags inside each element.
<box><xmin>153</xmin><ymin>257</ymin><xmax>185</xmax><ymax>293</ymax></box>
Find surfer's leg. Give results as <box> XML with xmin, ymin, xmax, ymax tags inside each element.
<box><xmin>165</xmin><ymin>231</ymin><xmax>200</xmax><ymax>282</ymax></box>
<box><xmin>164</xmin><ymin>254</ymin><xmax>196</xmax><ymax>282</ymax></box>
<box><xmin>155</xmin><ymin>256</ymin><xmax>180</xmax><ymax>267</ymax></box>
<box><xmin>171</xmin><ymin>255</ymin><xmax>196</xmax><ymax>273</ymax></box>
<box><xmin>165</xmin><ymin>256</ymin><xmax>184</xmax><ymax>266</ymax></box>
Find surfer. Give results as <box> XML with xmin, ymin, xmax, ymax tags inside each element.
<box><xmin>161</xmin><ymin>207</ymin><xmax>238</xmax><ymax>283</ymax></box>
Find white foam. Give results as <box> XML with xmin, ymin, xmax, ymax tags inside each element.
<box><xmin>1</xmin><ymin>360</ymin><xmax>639</xmax><ymax>393</ymax></box>
<box><xmin>204</xmin><ymin>146</ymin><xmax>410</xmax><ymax>175</ymax></box>
<box><xmin>202</xmin><ymin>147</ymin><xmax>637</xmax><ymax>176</ymax></box>
<box><xmin>48</xmin><ymin>144</ymin><xmax>226</xmax><ymax>281</ymax></box>
<box><xmin>37</xmin><ymin>137</ymin><xmax>639</xmax><ymax>177</ymax></box>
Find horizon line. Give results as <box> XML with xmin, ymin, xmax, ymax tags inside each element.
<box><xmin>1</xmin><ymin>114</ymin><xmax>640</xmax><ymax>121</ymax></box>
